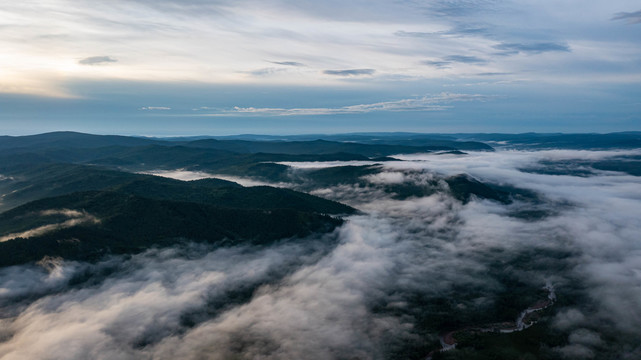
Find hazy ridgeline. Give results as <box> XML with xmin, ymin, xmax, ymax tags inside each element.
<box><xmin>0</xmin><ymin>134</ymin><xmax>640</xmax><ymax>359</ymax></box>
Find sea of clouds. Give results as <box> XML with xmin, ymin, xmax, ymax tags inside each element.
<box><xmin>1</xmin><ymin>150</ymin><xmax>640</xmax><ymax>359</ymax></box>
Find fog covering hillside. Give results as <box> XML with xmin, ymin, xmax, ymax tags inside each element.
<box><xmin>0</xmin><ymin>133</ymin><xmax>640</xmax><ymax>359</ymax></box>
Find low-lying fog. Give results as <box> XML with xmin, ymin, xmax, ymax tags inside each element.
<box><xmin>1</xmin><ymin>150</ymin><xmax>640</xmax><ymax>359</ymax></box>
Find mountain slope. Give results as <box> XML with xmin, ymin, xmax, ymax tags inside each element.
<box><xmin>0</xmin><ymin>190</ymin><xmax>344</xmax><ymax>267</ymax></box>
<box><xmin>0</xmin><ymin>163</ymin><xmax>354</xmax><ymax>214</ymax></box>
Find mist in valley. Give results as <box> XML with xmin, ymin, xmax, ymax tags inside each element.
<box><xmin>1</xmin><ymin>149</ymin><xmax>640</xmax><ymax>359</ymax></box>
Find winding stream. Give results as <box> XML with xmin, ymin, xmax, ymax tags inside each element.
<box><xmin>427</xmin><ymin>283</ymin><xmax>556</xmax><ymax>359</ymax></box>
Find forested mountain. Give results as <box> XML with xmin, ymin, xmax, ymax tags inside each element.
<box><xmin>0</xmin><ymin>190</ymin><xmax>344</xmax><ymax>267</ymax></box>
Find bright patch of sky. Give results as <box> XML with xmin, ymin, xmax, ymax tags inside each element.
<box><xmin>0</xmin><ymin>0</ymin><xmax>640</xmax><ymax>134</ymax></box>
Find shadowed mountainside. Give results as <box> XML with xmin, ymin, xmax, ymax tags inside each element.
<box><xmin>0</xmin><ymin>190</ymin><xmax>344</xmax><ymax>267</ymax></box>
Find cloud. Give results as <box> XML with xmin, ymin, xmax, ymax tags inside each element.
<box><xmin>0</xmin><ymin>209</ymin><xmax>99</xmax><ymax>242</ymax></box>
<box><xmin>394</xmin><ymin>30</ymin><xmax>434</xmax><ymax>38</ymax></box>
<box><xmin>2</xmin><ymin>0</ymin><xmax>640</xmax><ymax>102</ymax></box>
<box><xmin>476</xmin><ymin>72</ymin><xmax>511</xmax><ymax>76</ymax></box>
<box><xmin>193</xmin><ymin>93</ymin><xmax>493</xmax><ymax>116</ymax></box>
<box><xmin>444</xmin><ymin>55</ymin><xmax>487</xmax><ymax>63</ymax></box>
<box><xmin>384</xmin><ymin>150</ymin><xmax>641</xmax><ymax>335</ymax></box>
<box><xmin>423</xmin><ymin>55</ymin><xmax>487</xmax><ymax>68</ymax></box>
<box><xmin>139</xmin><ymin>170</ymin><xmax>223</xmax><ymax>182</ymax></box>
<box><xmin>2</xmin><ymin>148</ymin><xmax>641</xmax><ymax>358</ymax></box>
<box><xmin>568</xmin><ymin>329</ymin><xmax>603</xmax><ymax>347</ymax></box>
<box><xmin>554</xmin><ymin>329</ymin><xmax>603</xmax><ymax>359</ymax></box>
<box><xmin>553</xmin><ymin>308</ymin><xmax>587</xmax><ymax>330</ymax></box>
<box><xmin>0</xmin><ymin>239</ymin><xmax>344</xmax><ymax>359</ymax></box>
<box><xmin>611</xmin><ymin>10</ymin><xmax>641</xmax><ymax>24</ymax></box>
<box><xmin>362</xmin><ymin>172</ymin><xmax>407</xmax><ymax>185</ymax></box>
<box><xmin>494</xmin><ymin>42</ymin><xmax>571</xmax><ymax>54</ymax></box>
<box><xmin>322</xmin><ymin>69</ymin><xmax>375</xmax><ymax>76</ymax></box>
<box><xmin>269</xmin><ymin>61</ymin><xmax>305</xmax><ymax>66</ymax></box>
<box><xmin>423</xmin><ymin>60</ymin><xmax>452</xmax><ymax>68</ymax></box>
<box><xmin>395</xmin><ymin>26</ymin><xmax>488</xmax><ymax>38</ymax></box>
<box><xmin>448</xmin><ymin>26</ymin><xmax>489</xmax><ymax>35</ymax></box>
<box><xmin>139</xmin><ymin>106</ymin><xmax>171</xmax><ymax>110</ymax></box>
<box><xmin>78</xmin><ymin>56</ymin><xmax>118</xmax><ymax>65</ymax></box>
<box><xmin>243</xmin><ymin>67</ymin><xmax>289</xmax><ymax>76</ymax></box>
<box><xmin>289</xmin><ymin>148</ymin><xmax>641</xmax><ymax>350</ymax></box>
<box><xmin>555</xmin><ymin>344</ymin><xmax>595</xmax><ymax>359</ymax></box>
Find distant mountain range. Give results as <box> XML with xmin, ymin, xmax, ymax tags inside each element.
<box><xmin>0</xmin><ymin>131</ymin><xmax>493</xmax><ymax>185</ymax></box>
<box><xmin>0</xmin><ymin>130</ymin><xmax>493</xmax><ymax>154</ymax></box>
<box><xmin>153</xmin><ymin>131</ymin><xmax>641</xmax><ymax>150</ymax></box>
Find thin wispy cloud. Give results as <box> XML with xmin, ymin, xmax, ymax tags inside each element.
<box><xmin>323</xmin><ymin>69</ymin><xmax>376</xmax><ymax>76</ymax></box>
<box><xmin>193</xmin><ymin>93</ymin><xmax>493</xmax><ymax>116</ymax></box>
<box><xmin>394</xmin><ymin>30</ymin><xmax>435</xmax><ymax>38</ymax></box>
<box><xmin>423</xmin><ymin>60</ymin><xmax>452</xmax><ymax>68</ymax></box>
<box><xmin>611</xmin><ymin>10</ymin><xmax>641</xmax><ymax>24</ymax></box>
<box><xmin>448</xmin><ymin>26</ymin><xmax>489</xmax><ymax>35</ymax></box>
<box><xmin>78</xmin><ymin>56</ymin><xmax>118</xmax><ymax>65</ymax></box>
<box><xmin>269</xmin><ymin>61</ymin><xmax>305</xmax><ymax>66</ymax></box>
<box><xmin>395</xmin><ymin>26</ymin><xmax>488</xmax><ymax>38</ymax></box>
<box><xmin>444</xmin><ymin>55</ymin><xmax>487</xmax><ymax>64</ymax></box>
<box><xmin>243</xmin><ymin>67</ymin><xmax>289</xmax><ymax>77</ymax></box>
<box><xmin>423</xmin><ymin>55</ymin><xmax>487</xmax><ymax>68</ymax></box>
<box><xmin>139</xmin><ymin>106</ymin><xmax>171</xmax><ymax>110</ymax></box>
<box><xmin>476</xmin><ymin>72</ymin><xmax>511</xmax><ymax>76</ymax></box>
<box><xmin>494</xmin><ymin>42</ymin><xmax>571</xmax><ymax>55</ymax></box>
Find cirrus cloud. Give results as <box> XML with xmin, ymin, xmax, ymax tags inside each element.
<box><xmin>193</xmin><ymin>93</ymin><xmax>494</xmax><ymax>116</ymax></box>
<box><xmin>323</xmin><ymin>69</ymin><xmax>376</xmax><ymax>76</ymax></box>
<box><xmin>78</xmin><ymin>56</ymin><xmax>118</xmax><ymax>65</ymax></box>
<box><xmin>611</xmin><ymin>10</ymin><xmax>641</xmax><ymax>24</ymax></box>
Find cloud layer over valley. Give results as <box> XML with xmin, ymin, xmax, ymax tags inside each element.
<box><xmin>1</xmin><ymin>149</ymin><xmax>640</xmax><ymax>359</ymax></box>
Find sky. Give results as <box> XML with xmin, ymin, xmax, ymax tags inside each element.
<box><xmin>1</xmin><ymin>0</ymin><xmax>640</xmax><ymax>135</ymax></box>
